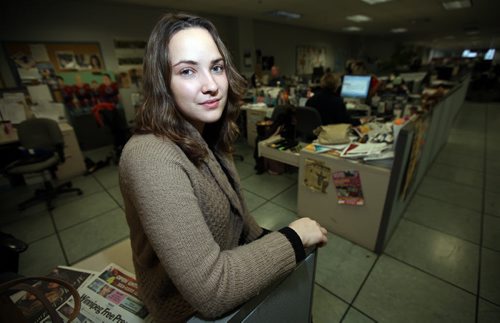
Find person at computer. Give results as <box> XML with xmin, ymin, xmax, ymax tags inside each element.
<box><xmin>268</xmin><ymin>65</ymin><xmax>285</xmax><ymax>87</ymax></box>
<box><xmin>306</xmin><ymin>72</ymin><xmax>367</xmax><ymax>126</ymax></box>
<box><xmin>119</xmin><ymin>13</ymin><xmax>328</xmax><ymax>322</ymax></box>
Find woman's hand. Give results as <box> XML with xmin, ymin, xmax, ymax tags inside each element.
<box><xmin>288</xmin><ymin>217</ymin><xmax>328</xmax><ymax>248</ymax></box>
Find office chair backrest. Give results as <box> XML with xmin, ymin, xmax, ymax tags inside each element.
<box><xmin>17</xmin><ymin>118</ymin><xmax>64</xmax><ymax>160</ymax></box>
<box><xmin>295</xmin><ymin>107</ymin><xmax>322</xmax><ymax>142</ymax></box>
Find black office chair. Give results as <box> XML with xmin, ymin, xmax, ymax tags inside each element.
<box><xmin>295</xmin><ymin>106</ymin><xmax>322</xmax><ymax>142</ymax></box>
<box><xmin>5</xmin><ymin>118</ymin><xmax>82</xmax><ymax>211</ymax></box>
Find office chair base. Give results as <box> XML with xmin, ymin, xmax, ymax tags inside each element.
<box><xmin>18</xmin><ymin>181</ymin><xmax>83</xmax><ymax>211</ymax></box>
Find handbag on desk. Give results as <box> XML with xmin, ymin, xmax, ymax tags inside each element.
<box><xmin>0</xmin><ymin>276</ymin><xmax>81</xmax><ymax>323</ymax></box>
<box><xmin>314</xmin><ymin>123</ymin><xmax>352</xmax><ymax>145</ymax></box>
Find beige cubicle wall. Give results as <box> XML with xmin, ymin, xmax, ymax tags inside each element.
<box><xmin>298</xmin><ymin>150</ymin><xmax>391</xmax><ymax>251</ymax></box>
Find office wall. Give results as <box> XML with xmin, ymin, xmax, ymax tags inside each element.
<box><xmin>253</xmin><ymin>21</ymin><xmax>354</xmax><ymax>76</ymax></box>
<box><xmin>1</xmin><ymin>0</ymin><xmax>403</xmax><ymax>87</ymax></box>
<box><xmin>0</xmin><ymin>0</ymin><xmax>238</xmax><ymax>87</ymax></box>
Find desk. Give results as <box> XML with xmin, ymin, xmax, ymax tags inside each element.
<box><xmin>257</xmin><ymin>135</ymin><xmax>300</xmax><ymax>167</ymax></box>
<box><xmin>0</xmin><ymin>122</ymin><xmax>86</xmax><ymax>180</ymax></box>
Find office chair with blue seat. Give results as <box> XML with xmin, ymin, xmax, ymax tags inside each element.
<box><xmin>5</xmin><ymin>118</ymin><xmax>83</xmax><ymax>211</ymax></box>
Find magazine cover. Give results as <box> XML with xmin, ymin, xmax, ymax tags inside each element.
<box><xmin>332</xmin><ymin>170</ymin><xmax>365</xmax><ymax>206</ymax></box>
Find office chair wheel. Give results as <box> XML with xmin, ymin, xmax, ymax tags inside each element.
<box><xmin>77</xmin><ymin>190</ymin><xmax>83</xmax><ymax>196</ymax></box>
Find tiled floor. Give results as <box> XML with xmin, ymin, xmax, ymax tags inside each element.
<box><xmin>1</xmin><ymin>101</ymin><xmax>499</xmax><ymax>322</ymax></box>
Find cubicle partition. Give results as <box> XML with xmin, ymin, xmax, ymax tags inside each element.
<box><xmin>375</xmin><ymin>75</ymin><xmax>470</xmax><ymax>252</ymax></box>
<box><xmin>292</xmin><ymin>75</ymin><xmax>471</xmax><ymax>253</ymax></box>
<box><xmin>188</xmin><ymin>249</ymin><xmax>317</xmax><ymax>323</ymax></box>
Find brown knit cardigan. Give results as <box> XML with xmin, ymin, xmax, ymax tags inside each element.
<box><xmin>119</xmin><ymin>130</ymin><xmax>297</xmax><ymax>322</ymax></box>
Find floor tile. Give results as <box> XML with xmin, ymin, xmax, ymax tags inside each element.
<box><xmin>478</xmin><ymin>299</ymin><xmax>500</xmax><ymax>323</ymax></box>
<box><xmin>52</xmin><ymin>191</ymin><xmax>119</xmax><ymax>230</ymax></box>
<box><xmin>59</xmin><ymin>207</ymin><xmax>129</xmax><ymax>264</ymax></box>
<box><xmin>0</xmin><ymin>211</ymin><xmax>54</xmax><ymax>244</ymax></box>
<box><xmin>242</xmin><ymin>189</ymin><xmax>266</xmax><ymax>212</ymax></box>
<box><xmin>271</xmin><ymin>184</ymin><xmax>298</xmax><ymax>212</ymax></box>
<box><xmin>487</xmin><ymin>160</ymin><xmax>500</xmax><ymax>176</ymax></box>
<box><xmin>234</xmin><ymin>160</ymin><xmax>255</xmax><ymax>180</ymax></box>
<box><xmin>483</xmin><ymin>215</ymin><xmax>500</xmax><ymax>251</ymax></box>
<box><xmin>92</xmin><ymin>165</ymin><xmax>119</xmax><ymax>189</ymax></box>
<box><xmin>342</xmin><ymin>307</ymin><xmax>376</xmax><ymax>323</ymax></box>
<box><xmin>417</xmin><ymin>177</ymin><xmax>483</xmax><ymax>212</ymax></box>
<box><xmin>354</xmin><ymin>255</ymin><xmax>476</xmax><ymax>323</ymax></box>
<box><xmin>434</xmin><ymin>150</ymin><xmax>484</xmax><ymax>172</ymax></box>
<box><xmin>18</xmin><ymin>234</ymin><xmax>66</xmax><ymax>276</ymax></box>
<box><xmin>315</xmin><ymin>232</ymin><xmax>376</xmax><ymax>303</ymax></box>
<box><xmin>405</xmin><ymin>195</ymin><xmax>481</xmax><ymax>243</ymax></box>
<box><xmin>480</xmin><ymin>248</ymin><xmax>500</xmax><ymax>305</ymax></box>
<box><xmin>385</xmin><ymin>219</ymin><xmax>479</xmax><ymax>292</ymax></box>
<box><xmin>312</xmin><ymin>284</ymin><xmax>348</xmax><ymax>323</ymax></box>
<box><xmin>52</xmin><ymin>175</ymin><xmax>104</xmax><ymax>206</ymax></box>
<box><xmin>241</xmin><ymin>173</ymin><xmax>295</xmax><ymax>199</ymax></box>
<box><xmin>485</xmin><ymin>191</ymin><xmax>500</xmax><ymax>217</ymax></box>
<box><xmin>107</xmin><ymin>185</ymin><xmax>124</xmax><ymax>207</ymax></box>
<box><xmin>250</xmin><ymin>202</ymin><xmax>298</xmax><ymax>230</ymax></box>
<box><xmin>426</xmin><ymin>163</ymin><xmax>483</xmax><ymax>189</ymax></box>
<box><xmin>485</xmin><ymin>173</ymin><xmax>500</xmax><ymax>194</ymax></box>
<box><xmin>0</xmin><ymin>185</ymin><xmax>50</xmax><ymax>225</ymax></box>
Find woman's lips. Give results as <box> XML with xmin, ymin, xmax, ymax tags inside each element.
<box><xmin>200</xmin><ymin>99</ymin><xmax>220</xmax><ymax>109</ymax></box>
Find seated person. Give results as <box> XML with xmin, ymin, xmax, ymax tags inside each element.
<box><xmin>306</xmin><ymin>73</ymin><xmax>363</xmax><ymax>126</ymax></box>
<box><xmin>268</xmin><ymin>65</ymin><xmax>286</xmax><ymax>87</ymax></box>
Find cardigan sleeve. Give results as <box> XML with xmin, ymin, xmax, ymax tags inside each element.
<box><xmin>120</xmin><ymin>139</ymin><xmax>297</xmax><ymax>319</ymax></box>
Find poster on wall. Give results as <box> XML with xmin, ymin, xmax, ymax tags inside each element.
<box><xmin>332</xmin><ymin>170</ymin><xmax>365</xmax><ymax>206</ymax></box>
<box><xmin>296</xmin><ymin>46</ymin><xmax>326</xmax><ymax>75</ymax></box>
<box><xmin>303</xmin><ymin>159</ymin><xmax>331</xmax><ymax>193</ymax></box>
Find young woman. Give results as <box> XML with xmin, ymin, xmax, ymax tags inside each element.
<box><xmin>119</xmin><ymin>13</ymin><xmax>327</xmax><ymax>322</ymax></box>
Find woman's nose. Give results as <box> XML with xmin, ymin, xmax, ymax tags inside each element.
<box><xmin>201</xmin><ymin>73</ymin><xmax>218</xmax><ymax>94</ymax></box>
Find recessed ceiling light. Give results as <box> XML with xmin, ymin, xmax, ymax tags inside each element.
<box><xmin>442</xmin><ymin>0</ymin><xmax>472</xmax><ymax>10</ymax></box>
<box><xmin>268</xmin><ymin>10</ymin><xmax>301</xmax><ymax>19</ymax></box>
<box><xmin>391</xmin><ymin>28</ymin><xmax>408</xmax><ymax>33</ymax></box>
<box><xmin>343</xmin><ymin>26</ymin><xmax>362</xmax><ymax>32</ymax></box>
<box><xmin>360</xmin><ymin>0</ymin><xmax>393</xmax><ymax>4</ymax></box>
<box><xmin>346</xmin><ymin>15</ymin><xmax>372</xmax><ymax>22</ymax></box>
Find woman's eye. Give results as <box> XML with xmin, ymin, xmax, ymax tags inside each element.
<box><xmin>212</xmin><ymin>65</ymin><xmax>224</xmax><ymax>74</ymax></box>
<box><xmin>180</xmin><ymin>68</ymin><xmax>194</xmax><ymax>76</ymax></box>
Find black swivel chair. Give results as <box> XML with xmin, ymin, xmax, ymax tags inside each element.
<box><xmin>5</xmin><ymin>118</ymin><xmax>82</xmax><ymax>211</ymax></box>
<box><xmin>295</xmin><ymin>106</ymin><xmax>322</xmax><ymax>143</ymax></box>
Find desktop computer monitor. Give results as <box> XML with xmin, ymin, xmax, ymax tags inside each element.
<box><xmin>340</xmin><ymin>75</ymin><xmax>371</xmax><ymax>99</ymax></box>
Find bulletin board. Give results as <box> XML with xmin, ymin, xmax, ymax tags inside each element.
<box><xmin>4</xmin><ymin>42</ymin><xmax>104</xmax><ymax>73</ymax></box>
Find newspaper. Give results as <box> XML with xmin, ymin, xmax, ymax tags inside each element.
<box><xmin>10</xmin><ymin>264</ymin><xmax>151</xmax><ymax>323</ymax></box>
<box><xmin>10</xmin><ymin>266</ymin><xmax>96</xmax><ymax>323</ymax></box>
<box><xmin>54</xmin><ymin>264</ymin><xmax>151</xmax><ymax>323</ymax></box>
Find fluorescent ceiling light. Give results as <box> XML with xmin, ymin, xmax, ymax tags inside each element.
<box><xmin>268</xmin><ymin>10</ymin><xmax>301</xmax><ymax>19</ymax></box>
<box><xmin>391</xmin><ymin>28</ymin><xmax>407</xmax><ymax>33</ymax></box>
<box><xmin>346</xmin><ymin>15</ymin><xmax>372</xmax><ymax>22</ymax></box>
<box><xmin>343</xmin><ymin>26</ymin><xmax>362</xmax><ymax>32</ymax></box>
<box><xmin>444</xmin><ymin>35</ymin><xmax>455</xmax><ymax>39</ymax></box>
<box><xmin>360</xmin><ymin>0</ymin><xmax>393</xmax><ymax>4</ymax></box>
<box><xmin>466</xmin><ymin>30</ymin><xmax>479</xmax><ymax>35</ymax></box>
<box><xmin>442</xmin><ymin>0</ymin><xmax>472</xmax><ymax>10</ymax></box>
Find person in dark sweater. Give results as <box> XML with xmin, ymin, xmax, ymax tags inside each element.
<box><xmin>306</xmin><ymin>72</ymin><xmax>362</xmax><ymax>126</ymax></box>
